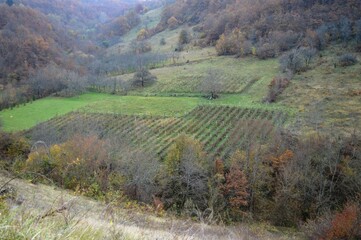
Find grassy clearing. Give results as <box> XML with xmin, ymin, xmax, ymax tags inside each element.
<box><xmin>0</xmin><ymin>94</ymin><xmax>115</xmax><ymax>132</ymax></box>
<box><xmin>0</xmin><ymin>94</ymin><xmax>200</xmax><ymax>132</ymax></box>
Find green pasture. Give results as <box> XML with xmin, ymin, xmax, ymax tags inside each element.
<box><xmin>0</xmin><ymin>92</ymin><xmax>293</xmax><ymax>132</ymax></box>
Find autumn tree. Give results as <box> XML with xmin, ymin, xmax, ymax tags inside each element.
<box><xmin>256</xmin><ymin>43</ymin><xmax>277</xmax><ymax>59</ymax></box>
<box><xmin>198</xmin><ymin>69</ymin><xmax>223</xmax><ymax>99</ymax></box>
<box><xmin>215</xmin><ymin>29</ymin><xmax>245</xmax><ymax>56</ymax></box>
<box><xmin>137</xmin><ymin>28</ymin><xmax>149</xmax><ymax>41</ymax></box>
<box><xmin>25</xmin><ymin>135</ymin><xmax>114</xmax><ymax>196</ymax></box>
<box><xmin>221</xmin><ymin>163</ymin><xmax>249</xmax><ymax>212</ymax></box>
<box><xmin>167</xmin><ymin>16</ymin><xmax>179</xmax><ymax>29</ymax></box>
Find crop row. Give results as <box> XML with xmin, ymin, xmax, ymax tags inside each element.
<box><xmin>29</xmin><ymin>106</ymin><xmax>288</xmax><ymax>160</ymax></box>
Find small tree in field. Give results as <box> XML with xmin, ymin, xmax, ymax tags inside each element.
<box><xmin>132</xmin><ymin>67</ymin><xmax>156</xmax><ymax>88</ymax></box>
<box><xmin>178</xmin><ymin>29</ymin><xmax>190</xmax><ymax>45</ymax></box>
<box><xmin>199</xmin><ymin>69</ymin><xmax>223</xmax><ymax>99</ymax></box>
<box><xmin>178</xmin><ymin>29</ymin><xmax>190</xmax><ymax>50</ymax></box>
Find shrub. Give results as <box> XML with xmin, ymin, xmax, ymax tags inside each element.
<box><xmin>256</xmin><ymin>43</ymin><xmax>277</xmax><ymax>59</ymax></box>
<box><xmin>167</xmin><ymin>16</ymin><xmax>179</xmax><ymax>29</ymax></box>
<box><xmin>304</xmin><ymin>203</ymin><xmax>361</xmax><ymax>240</ymax></box>
<box><xmin>280</xmin><ymin>49</ymin><xmax>304</xmax><ymax>73</ymax></box>
<box><xmin>338</xmin><ymin>54</ymin><xmax>358</xmax><ymax>67</ymax></box>
<box><xmin>136</xmin><ymin>28</ymin><xmax>149</xmax><ymax>41</ymax></box>
<box><xmin>178</xmin><ymin>29</ymin><xmax>190</xmax><ymax>45</ymax></box>
<box><xmin>25</xmin><ymin>135</ymin><xmax>115</xmax><ymax>197</ymax></box>
<box><xmin>0</xmin><ymin>132</ymin><xmax>30</xmax><ymax>170</ymax></box>
<box><xmin>326</xmin><ymin>203</ymin><xmax>361</xmax><ymax>239</ymax></box>
<box><xmin>160</xmin><ymin>38</ymin><xmax>166</xmax><ymax>45</ymax></box>
<box><xmin>264</xmin><ymin>77</ymin><xmax>290</xmax><ymax>103</ymax></box>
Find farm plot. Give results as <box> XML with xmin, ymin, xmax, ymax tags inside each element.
<box><xmin>29</xmin><ymin>106</ymin><xmax>288</xmax><ymax>160</ymax></box>
<box><xmin>115</xmin><ymin>56</ymin><xmax>278</xmax><ymax>94</ymax></box>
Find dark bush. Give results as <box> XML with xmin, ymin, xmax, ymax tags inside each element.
<box><xmin>160</xmin><ymin>38</ymin><xmax>166</xmax><ymax>45</ymax></box>
<box><xmin>338</xmin><ymin>54</ymin><xmax>358</xmax><ymax>67</ymax></box>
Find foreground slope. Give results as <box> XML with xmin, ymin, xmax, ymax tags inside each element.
<box><xmin>0</xmin><ymin>172</ymin><xmax>301</xmax><ymax>239</ymax></box>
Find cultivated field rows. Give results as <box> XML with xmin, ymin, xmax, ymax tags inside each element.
<box><xmin>29</xmin><ymin>106</ymin><xmax>288</xmax><ymax>159</ymax></box>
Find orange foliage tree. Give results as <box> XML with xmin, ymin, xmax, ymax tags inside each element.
<box><xmin>221</xmin><ymin>162</ymin><xmax>249</xmax><ymax>211</ymax></box>
<box><xmin>326</xmin><ymin>202</ymin><xmax>361</xmax><ymax>239</ymax></box>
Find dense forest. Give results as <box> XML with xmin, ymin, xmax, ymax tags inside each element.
<box><xmin>0</xmin><ymin>0</ymin><xmax>360</xmax><ymax>239</ymax></box>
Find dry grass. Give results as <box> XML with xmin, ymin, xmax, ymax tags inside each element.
<box><xmin>0</xmin><ymin>172</ymin><xmax>302</xmax><ymax>240</ymax></box>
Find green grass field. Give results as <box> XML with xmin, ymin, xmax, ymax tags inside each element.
<box><xmin>0</xmin><ymin>92</ymin><xmax>293</xmax><ymax>132</ymax></box>
<box><xmin>0</xmin><ymin>94</ymin><xmax>113</xmax><ymax>132</ymax></box>
<box><xmin>0</xmin><ymin>94</ymin><xmax>201</xmax><ymax>131</ymax></box>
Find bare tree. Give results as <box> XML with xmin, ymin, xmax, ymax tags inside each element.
<box><xmin>198</xmin><ymin>69</ymin><xmax>224</xmax><ymax>99</ymax></box>
<box><xmin>116</xmin><ymin>148</ymin><xmax>160</xmax><ymax>202</ymax></box>
<box><xmin>132</xmin><ymin>67</ymin><xmax>157</xmax><ymax>88</ymax></box>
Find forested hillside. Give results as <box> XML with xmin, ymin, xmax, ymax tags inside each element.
<box><xmin>157</xmin><ymin>0</ymin><xmax>361</xmax><ymax>54</ymax></box>
<box><xmin>0</xmin><ymin>5</ymin><xmax>74</xmax><ymax>80</ymax></box>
